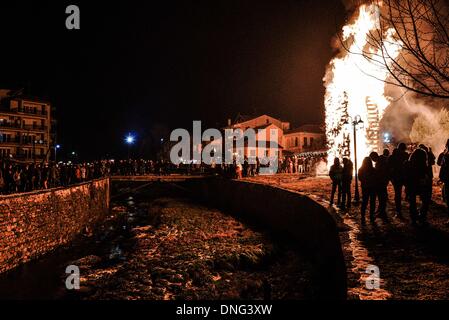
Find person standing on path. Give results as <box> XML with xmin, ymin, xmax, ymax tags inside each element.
<box><xmin>329</xmin><ymin>158</ymin><xmax>343</xmax><ymax>207</ymax></box>
<box><xmin>341</xmin><ymin>157</ymin><xmax>353</xmax><ymax>210</ymax></box>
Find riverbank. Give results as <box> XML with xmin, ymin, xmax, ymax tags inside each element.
<box><xmin>74</xmin><ymin>194</ymin><xmax>317</xmax><ymax>300</ymax></box>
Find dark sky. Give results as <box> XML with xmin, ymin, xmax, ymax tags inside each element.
<box><xmin>0</xmin><ymin>0</ymin><xmax>346</xmax><ymax>160</ymax></box>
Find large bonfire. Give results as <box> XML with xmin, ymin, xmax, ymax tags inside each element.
<box><xmin>324</xmin><ymin>2</ymin><xmax>402</xmax><ymax>169</ymax></box>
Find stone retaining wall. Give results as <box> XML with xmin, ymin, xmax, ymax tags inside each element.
<box><xmin>0</xmin><ymin>178</ymin><xmax>110</xmax><ymax>274</ymax></box>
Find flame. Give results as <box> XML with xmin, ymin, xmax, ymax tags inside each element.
<box><xmin>324</xmin><ymin>3</ymin><xmax>402</xmax><ymax>170</ymax></box>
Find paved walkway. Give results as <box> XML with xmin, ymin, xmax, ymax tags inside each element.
<box><xmin>244</xmin><ymin>174</ymin><xmax>449</xmax><ymax>300</ymax></box>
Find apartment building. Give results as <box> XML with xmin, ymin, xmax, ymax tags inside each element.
<box><xmin>0</xmin><ymin>89</ymin><xmax>52</xmax><ymax>162</ymax></box>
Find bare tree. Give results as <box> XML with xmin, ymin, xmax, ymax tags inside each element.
<box><xmin>346</xmin><ymin>0</ymin><xmax>449</xmax><ymax>99</ymax></box>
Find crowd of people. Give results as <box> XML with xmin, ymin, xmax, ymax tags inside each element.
<box><xmin>278</xmin><ymin>152</ymin><xmax>327</xmax><ymax>174</ymax></box>
<box><xmin>329</xmin><ymin>141</ymin><xmax>449</xmax><ymax>226</ymax></box>
<box><xmin>0</xmin><ymin>160</ymin><xmax>110</xmax><ymax>195</ymax></box>
<box><xmin>0</xmin><ymin>157</ymin><xmax>265</xmax><ymax>195</ymax></box>
<box><xmin>0</xmin><ymin>151</ymin><xmax>333</xmax><ymax>195</ymax></box>
<box><xmin>0</xmin><ymin>158</ymin><xmax>220</xmax><ymax>195</ymax></box>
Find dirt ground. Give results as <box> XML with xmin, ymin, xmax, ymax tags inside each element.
<box><xmin>245</xmin><ymin>174</ymin><xmax>449</xmax><ymax>300</ymax></box>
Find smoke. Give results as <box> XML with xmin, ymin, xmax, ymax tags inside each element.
<box><xmin>410</xmin><ymin>108</ymin><xmax>449</xmax><ymax>155</ymax></box>
<box><xmin>381</xmin><ymin>86</ymin><xmax>449</xmax><ymax>155</ymax></box>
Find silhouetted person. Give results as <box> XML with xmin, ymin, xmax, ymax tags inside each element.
<box><xmin>388</xmin><ymin>143</ymin><xmax>409</xmax><ymax>217</ymax></box>
<box><xmin>341</xmin><ymin>158</ymin><xmax>353</xmax><ymax>210</ymax></box>
<box><xmin>438</xmin><ymin>139</ymin><xmax>449</xmax><ymax>224</ymax></box>
<box><xmin>256</xmin><ymin>157</ymin><xmax>260</xmax><ymax>175</ymax></box>
<box><xmin>370</xmin><ymin>151</ymin><xmax>389</xmax><ymax>218</ymax></box>
<box><xmin>358</xmin><ymin>157</ymin><xmax>377</xmax><ymax>224</ymax></box>
<box><xmin>243</xmin><ymin>157</ymin><xmax>249</xmax><ymax>178</ymax></box>
<box><xmin>420</xmin><ymin>144</ymin><xmax>435</xmax><ymax>199</ymax></box>
<box><xmin>329</xmin><ymin>157</ymin><xmax>343</xmax><ymax>207</ymax></box>
<box><xmin>406</xmin><ymin>148</ymin><xmax>431</xmax><ymax>226</ymax></box>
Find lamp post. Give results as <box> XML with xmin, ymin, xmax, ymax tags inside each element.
<box><xmin>125</xmin><ymin>134</ymin><xmax>135</xmax><ymax>160</ymax></box>
<box><xmin>54</xmin><ymin>144</ymin><xmax>61</xmax><ymax>162</ymax></box>
<box><xmin>346</xmin><ymin>115</ymin><xmax>364</xmax><ymax>204</ymax></box>
<box><xmin>71</xmin><ymin>151</ymin><xmax>77</xmax><ymax>163</ymax></box>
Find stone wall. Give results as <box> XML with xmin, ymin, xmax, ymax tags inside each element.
<box><xmin>0</xmin><ymin>178</ymin><xmax>110</xmax><ymax>274</ymax></box>
<box><xmin>184</xmin><ymin>177</ymin><xmax>347</xmax><ymax>300</ymax></box>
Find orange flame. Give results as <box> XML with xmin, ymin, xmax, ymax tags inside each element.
<box><xmin>324</xmin><ymin>3</ymin><xmax>402</xmax><ymax>170</ymax></box>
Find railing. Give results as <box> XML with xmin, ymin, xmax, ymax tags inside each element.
<box><xmin>23</xmin><ymin>124</ymin><xmax>48</xmax><ymax>131</ymax></box>
<box><xmin>19</xmin><ymin>140</ymin><xmax>49</xmax><ymax>146</ymax></box>
<box><xmin>0</xmin><ymin>138</ymin><xmax>20</xmax><ymax>144</ymax></box>
<box><xmin>0</xmin><ymin>122</ymin><xmax>20</xmax><ymax>129</ymax></box>
<box><xmin>17</xmin><ymin>108</ymin><xmax>48</xmax><ymax>116</ymax></box>
<box><xmin>0</xmin><ymin>123</ymin><xmax>47</xmax><ymax>131</ymax></box>
<box><xmin>0</xmin><ymin>139</ymin><xmax>48</xmax><ymax>146</ymax></box>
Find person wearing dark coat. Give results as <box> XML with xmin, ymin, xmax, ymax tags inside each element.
<box><xmin>388</xmin><ymin>143</ymin><xmax>409</xmax><ymax>217</ymax></box>
<box><xmin>341</xmin><ymin>158</ymin><xmax>353</xmax><ymax>210</ymax></box>
<box><xmin>358</xmin><ymin>157</ymin><xmax>377</xmax><ymax>224</ymax></box>
<box><xmin>370</xmin><ymin>150</ymin><xmax>389</xmax><ymax>218</ymax></box>
<box><xmin>419</xmin><ymin>144</ymin><xmax>435</xmax><ymax>200</ymax></box>
<box><xmin>437</xmin><ymin>139</ymin><xmax>449</xmax><ymax>225</ymax></box>
<box><xmin>406</xmin><ymin>148</ymin><xmax>432</xmax><ymax>226</ymax></box>
<box><xmin>329</xmin><ymin>157</ymin><xmax>343</xmax><ymax>207</ymax></box>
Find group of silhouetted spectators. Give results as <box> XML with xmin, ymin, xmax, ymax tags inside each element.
<box><xmin>0</xmin><ymin>158</ymin><xmax>258</xmax><ymax>195</ymax></box>
<box><xmin>329</xmin><ymin>141</ymin><xmax>449</xmax><ymax>226</ymax></box>
<box><xmin>278</xmin><ymin>153</ymin><xmax>326</xmax><ymax>174</ymax></box>
<box><xmin>329</xmin><ymin>157</ymin><xmax>354</xmax><ymax>211</ymax></box>
<box><xmin>0</xmin><ymin>160</ymin><xmax>107</xmax><ymax>195</ymax></box>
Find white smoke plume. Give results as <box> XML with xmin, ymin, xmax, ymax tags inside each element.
<box><xmin>382</xmin><ymin>87</ymin><xmax>449</xmax><ymax>155</ymax></box>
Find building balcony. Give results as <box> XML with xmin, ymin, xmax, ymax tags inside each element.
<box><xmin>0</xmin><ymin>139</ymin><xmax>48</xmax><ymax>146</ymax></box>
<box><xmin>17</xmin><ymin>108</ymin><xmax>48</xmax><ymax>117</ymax></box>
<box><xmin>22</xmin><ymin>124</ymin><xmax>48</xmax><ymax>131</ymax></box>
<box><xmin>0</xmin><ymin>137</ymin><xmax>20</xmax><ymax>144</ymax></box>
<box><xmin>20</xmin><ymin>140</ymin><xmax>49</xmax><ymax>146</ymax></box>
<box><xmin>0</xmin><ymin>122</ymin><xmax>20</xmax><ymax>129</ymax></box>
<box><xmin>0</xmin><ymin>108</ymin><xmax>48</xmax><ymax>118</ymax></box>
<box><xmin>0</xmin><ymin>122</ymin><xmax>47</xmax><ymax>132</ymax></box>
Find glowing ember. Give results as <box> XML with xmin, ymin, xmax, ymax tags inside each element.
<box><xmin>324</xmin><ymin>3</ymin><xmax>402</xmax><ymax>170</ymax></box>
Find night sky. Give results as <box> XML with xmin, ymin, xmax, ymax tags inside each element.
<box><xmin>0</xmin><ymin>1</ymin><xmax>346</xmax><ymax>160</ymax></box>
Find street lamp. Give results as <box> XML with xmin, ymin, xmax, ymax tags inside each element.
<box><xmin>125</xmin><ymin>134</ymin><xmax>135</xmax><ymax>160</ymax></box>
<box><xmin>345</xmin><ymin>115</ymin><xmax>364</xmax><ymax>204</ymax></box>
<box><xmin>54</xmin><ymin>144</ymin><xmax>61</xmax><ymax>162</ymax></box>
